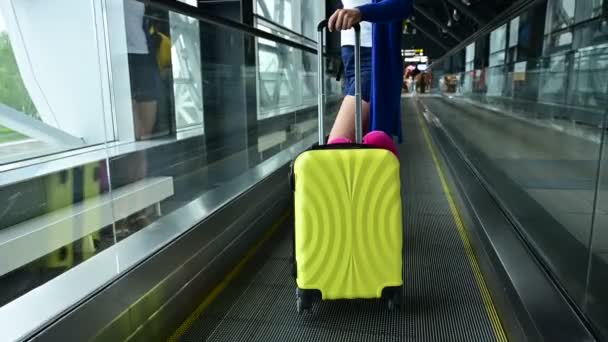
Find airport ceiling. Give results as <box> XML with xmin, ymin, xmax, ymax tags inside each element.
<box><xmin>403</xmin><ymin>0</ymin><xmax>518</xmax><ymax>60</ymax></box>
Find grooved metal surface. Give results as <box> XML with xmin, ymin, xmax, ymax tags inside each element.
<box><xmin>180</xmin><ymin>98</ymin><xmax>503</xmax><ymax>341</ymax></box>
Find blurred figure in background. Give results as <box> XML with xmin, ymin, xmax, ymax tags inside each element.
<box><xmin>117</xmin><ymin>0</ymin><xmax>167</xmax><ymax>239</ymax></box>
<box><xmin>125</xmin><ymin>0</ymin><xmax>160</xmax><ymax>140</ymax></box>
<box><xmin>418</xmin><ymin>73</ymin><xmax>426</xmax><ymax>94</ymax></box>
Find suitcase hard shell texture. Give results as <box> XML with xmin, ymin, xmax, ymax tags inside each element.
<box><xmin>292</xmin><ymin>20</ymin><xmax>404</xmax><ymax>314</ymax></box>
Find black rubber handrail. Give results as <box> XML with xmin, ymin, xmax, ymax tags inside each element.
<box><xmin>139</xmin><ymin>0</ymin><xmax>318</xmax><ymax>54</ymax></box>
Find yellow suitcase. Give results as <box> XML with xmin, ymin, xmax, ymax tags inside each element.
<box><xmin>291</xmin><ymin>21</ymin><xmax>403</xmax><ymax>314</ymax></box>
<box><xmin>42</xmin><ymin>163</ymin><xmax>102</xmax><ymax>270</ymax></box>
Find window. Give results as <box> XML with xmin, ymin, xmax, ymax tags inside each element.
<box><xmin>0</xmin><ymin>30</ymin><xmax>37</xmax><ymax>120</ymax></box>
<box><xmin>489</xmin><ymin>24</ymin><xmax>507</xmax><ymax>66</ymax></box>
<box><xmin>255</xmin><ymin>0</ymin><xmax>324</xmax><ymax>40</ymax></box>
<box><xmin>0</xmin><ymin>27</ymin><xmax>36</xmax><ymax>150</ymax></box>
<box><xmin>575</xmin><ymin>0</ymin><xmax>604</xmax><ymax>23</ymax></box>
<box><xmin>256</xmin><ymin>0</ymin><xmax>295</xmax><ymax>32</ymax></box>
<box><xmin>254</xmin><ymin>0</ymin><xmax>334</xmax><ymax>119</ymax></box>
<box><xmin>569</xmin><ymin>43</ymin><xmax>608</xmax><ymax>107</ymax></box>
<box><xmin>573</xmin><ymin>13</ymin><xmax>608</xmax><ymax>49</ymax></box>
<box><xmin>547</xmin><ymin>0</ymin><xmax>576</xmax><ymax>33</ymax></box>
<box><xmin>465</xmin><ymin>43</ymin><xmax>476</xmax><ymax>71</ymax></box>
<box><xmin>301</xmin><ymin>1</ymin><xmax>324</xmax><ymax>40</ymax></box>
<box><xmin>169</xmin><ymin>10</ymin><xmax>204</xmax><ymax>131</ymax></box>
<box><xmin>0</xmin><ymin>2</ymin><xmax>113</xmax><ymax>165</ymax></box>
<box><xmin>538</xmin><ymin>53</ymin><xmax>569</xmax><ymax>103</ymax></box>
<box><xmin>509</xmin><ymin>17</ymin><xmax>520</xmax><ymax>48</ymax></box>
<box><xmin>463</xmin><ymin>43</ymin><xmax>476</xmax><ymax>94</ymax></box>
<box><xmin>546</xmin><ymin>30</ymin><xmax>574</xmax><ymax>52</ymax></box>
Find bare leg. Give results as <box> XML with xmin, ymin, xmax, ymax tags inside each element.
<box><xmin>132</xmin><ymin>100</ymin><xmax>154</xmax><ymax>177</ymax></box>
<box><xmin>122</xmin><ymin>52</ymin><xmax>160</xmax><ymax>235</ymax></box>
<box><xmin>135</xmin><ymin>101</ymin><xmax>158</xmax><ymax>139</ymax></box>
<box><xmin>130</xmin><ymin>100</ymin><xmax>153</xmax><ymax>185</ymax></box>
<box><xmin>328</xmin><ymin>95</ymin><xmax>370</xmax><ymax>142</ymax></box>
<box><xmin>132</xmin><ymin>101</ymin><xmax>143</xmax><ymax>139</ymax></box>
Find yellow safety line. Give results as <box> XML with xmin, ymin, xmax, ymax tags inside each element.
<box><xmin>167</xmin><ymin>210</ymin><xmax>290</xmax><ymax>342</ymax></box>
<box><xmin>415</xmin><ymin>101</ymin><xmax>508</xmax><ymax>342</ymax></box>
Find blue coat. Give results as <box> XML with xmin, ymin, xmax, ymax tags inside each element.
<box><xmin>358</xmin><ymin>0</ymin><xmax>413</xmax><ymax>143</ymax></box>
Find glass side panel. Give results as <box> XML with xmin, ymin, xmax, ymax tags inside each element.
<box><xmin>430</xmin><ymin>1</ymin><xmax>608</xmax><ymax>335</ymax></box>
<box><xmin>0</xmin><ymin>0</ymin><xmax>117</xmax><ymax>310</ymax></box>
<box><xmin>0</xmin><ymin>2</ymin><xmax>339</xmax><ymax>336</ymax></box>
<box><xmin>587</xmin><ymin>106</ymin><xmax>608</xmax><ymax>339</ymax></box>
<box><xmin>548</xmin><ymin>0</ymin><xmax>576</xmax><ymax>33</ymax></box>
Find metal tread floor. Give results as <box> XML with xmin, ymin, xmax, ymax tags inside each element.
<box><xmin>179</xmin><ymin>98</ymin><xmax>507</xmax><ymax>341</ymax></box>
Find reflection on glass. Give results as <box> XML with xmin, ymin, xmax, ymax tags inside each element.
<box><xmin>0</xmin><ymin>0</ymin><xmax>117</xmax><ymax>310</ymax></box>
<box><xmin>257</xmin><ymin>34</ymin><xmax>319</xmax><ymax>119</ymax></box>
<box><xmin>490</xmin><ymin>25</ymin><xmax>507</xmax><ymax>54</ymax></box>
<box><xmin>0</xmin><ymin>32</ymin><xmax>37</xmax><ymax>118</ymax></box>
<box><xmin>547</xmin><ymin>30</ymin><xmax>573</xmax><ymax>51</ymax></box>
<box><xmin>548</xmin><ymin>0</ymin><xmax>576</xmax><ymax>32</ymax></box>
<box><xmin>256</xmin><ymin>0</ymin><xmax>294</xmax><ymax>31</ymax></box>
<box><xmin>465</xmin><ymin>43</ymin><xmax>475</xmax><ymax>70</ymax></box>
<box><xmin>575</xmin><ymin>0</ymin><xmax>605</xmax><ymax>23</ymax></box>
<box><xmin>300</xmin><ymin>1</ymin><xmax>324</xmax><ymax>40</ymax></box>
<box><xmin>574</xmin><ymin>18</ymin><xmax>608</xmax><ymax>50</ymax></box>
<box><xmin>538</xmin><ymin>53</ymin><xmax>569</xmax><ymax>104</ymax></box>
<box><xmin>430</xmin><ymin>1</ymin><xmax>608</xmax><ymax>334</ymax></box>
<box><xmin>170</xmin><ymin>11</ymin><xmax>204</xmax><ymax>131</ymax></box>
<box><xmin>0</xmin><ymin>6</ymin><xmax>92</xmax><ymax>165</ymax></box>
<box><xmin>570</xmin><ymin>45</ymin><xmax>608</xmax><ymax>108</ymax></box>
<box><xmin>255</xmin><ymin>0</ymin><xmax>325</xmax><ymax>40</ymax></box>
<box><xmin>509</xmin><ymin>17</ymin><xmax>520</xmax><ymax>48</ymax></box>
<box><xmin>489</xmin><ymin>25</ymin><xmax>507</xmax><ymax>67</ymax></box>
<box><xmin>428</xmin><ymin>0</ymin><xmax>608</xmax><ymax>331</ymax></box>
<box><xmin>0</xmin><ymin>1</ymin><xmax>341</xmax><ymax>333</ymax></box>
<box><xmin>428</xmin><ymin>55</ymin><xmax>603</xmax><ymax>308</ymax></box>
<box><xmin>0</xmin><ymin>160</ymin><xmax>116</xmax><ymax>307</ymax></box>
<box><xmin>125</xmin><ymin>0</ymin><xmax>161</xmax><ymax>141</ymax></box>
<box><xmin>255</xmin><ymin>18</ymin><xmax>339</xmax><ymax>120</ymax></box>
<box><xmin>1</xmin><ymin>1</ymin><xmax>116</xmax><ymax>155</ymax></box>
<box><xmin>486</xmin><ymin>66</ymin><xmax>506</xmax><ymax>96</ymax></box>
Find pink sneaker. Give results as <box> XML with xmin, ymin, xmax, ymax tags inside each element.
<box><xmin>363</xmin><ymin>131</ymin><xmax>399</xmax><ymax>158</ymax></box>
<box><xmin>327</xmin><ymin>137</ymin><xmax>352</xmax><ymax>145</ymax></box>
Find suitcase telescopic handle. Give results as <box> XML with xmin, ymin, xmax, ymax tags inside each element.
<box><xmin>317</xmin><ymin>20</ymin><xmax>362</xmax><ymax>144</ymax></box>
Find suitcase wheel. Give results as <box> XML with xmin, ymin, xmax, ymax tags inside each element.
<box><xmin>383</xmin><ymin>286</ymin><xmax>403</xmax><ymax>312</ymax></box>
<box><xmin>288</xmin><ymin>161</ymin><xmax>296</xmax><ymax>192</ymax></box>
<box><xmin>296</xmin><ymin>288</ymin><xmax>320</xmax><ymax>314</ymax></box>
<box><xmin>296</xmin><ymin>297</ymin><xmax>310</xmax><ymax>314</ymax></box>
<box><xmin>387</xmin><ymin>297</ymin><xmax>400</xmax><ymax>312</ymax></box>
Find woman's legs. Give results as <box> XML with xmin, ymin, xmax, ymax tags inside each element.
<box><xmin>129</xmin><ymin>53</ymin><xmax>160</xmax><ymax>141</ymax></box>
<box><xmin>135</xmin><ymin>101</ymin><xmax>158</xmax><ymax>139</ymax></box>
<box><xmin>121</xmin><ymin>100</ymin><xmax>155</xmax><ymax>238</ymax></box>
<box><xmin>329</xmin><ymin>96</ymin><xmax>370</xmax><ymax>142</ymax></box>
<box><xmin>330</xmin><ymin>45</ymin><xmax>371</xmax><ymax>143</ymax></box>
